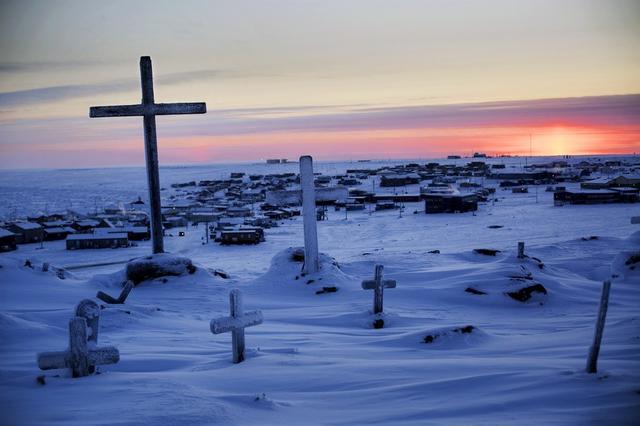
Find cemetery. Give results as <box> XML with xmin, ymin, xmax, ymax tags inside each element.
<box><xmin>1</xmin><ymin>149</ymin><xmax>639</xmax><ymax>424</ymax></box>
<box><xmin>0</xmin><ymin>55</ymin><xmax>638</xmax><ymax>425</ymax></box>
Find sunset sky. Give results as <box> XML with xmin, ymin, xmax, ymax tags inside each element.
<box><xmin>0</xmin><ymin>0</ymin><xmax>639</xmax><ymax>168</ymax></box>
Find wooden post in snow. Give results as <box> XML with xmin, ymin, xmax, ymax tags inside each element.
<box><xmin>210</xmin><ymin>289</ymin><xmax>263</xmax><ymax>363</ymax></box>
<box><xmin>300</xmin><ymin>155</ymin><xmax>320</xmax><ymax>274</ymax></box>
<box><xmin>586</xmin><ymin>280</ymin><xmax>611</xmax><ymax>374</ymax></box>
<box><xmin>362</xmin><ymin>264</ymin><xmax>397</xmax><ymax>315</ymax></box>
<box><xmin>517</xmin><ymin>242</ymin><xmax>525</xmax><ymax>259</ymax></box>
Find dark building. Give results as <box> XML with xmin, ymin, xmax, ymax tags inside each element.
<box><xmin>380</xmin><ymin>174</ymin><xmax>421</xmax><ymax>187</ymax></box>
<box><xmin>43</xmin><ymin>227</ymin><xmax>70</xmax><ymax>241</ymax></box>
<box><xmin>66</xmin><ymin>233</ymin><xmax>129</xmax><ymax>250</ymax></box>
<box><xmin>5</xmin><ymin>222</ymin><xmax>44</xmax><ymax>244</ymax></box>
<box><xmin>424</xmin><ymin>194</ymin><xmax>478</xmax><ymax>213</ymax></box>
<box><xmin>0</xmin><ymin>228</ymin><xmax>17</xmax><ymax>252</ymax></box>
<box><xmin>554</xmin><ymin>188</ymin><xmax>639</xmax><ymax>205</ymax></box>
<box><xmin>219</xmin><ymin>229</ymin><xmax>262</xmax><ymax>245</ymax></box>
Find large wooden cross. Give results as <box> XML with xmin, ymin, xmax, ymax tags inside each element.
<box><xmin>89</xmin><ymin>56</ymin><xmax>206</xmax><ymax>253</ymax></box>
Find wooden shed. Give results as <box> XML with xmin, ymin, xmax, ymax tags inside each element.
<box><xmin>0</xmin><ymin>228</ymin><xmax>17</xmax><ymax>252</ymax></box>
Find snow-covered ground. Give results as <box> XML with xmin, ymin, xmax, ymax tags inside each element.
<box><xmin>1</xmin><ymin>159</ymin><xmax>640</xmax><ymax>425</ymax></box>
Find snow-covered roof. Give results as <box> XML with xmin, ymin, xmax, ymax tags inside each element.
<box><xmin>44</xmin><ymin>227</ymin><xmax>68</xmax><ymax>233</ymax></box>
<box><xmin>12</xmin><ymin>222</ymin><xmax>42</xmax><ymax>230</ymax></box>
<box><xmin>0</xmin><ymin>228</ymin><xmax>15</xmax><ymax>238</ymax></box>
<box><xmin>75</xmin><ymin>220</ymin><xmax>100</xmax><ymax>227</ymax></box>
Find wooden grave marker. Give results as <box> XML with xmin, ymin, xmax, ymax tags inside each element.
<box><xmin>37</xmin><ymin>317</ymin><xmax>119</xmax><ymax>378</ymax></box>
<box><xmin>210</xmin><ymin>289</ymin><xmax>263</xmax><ymax>363</ymax></box>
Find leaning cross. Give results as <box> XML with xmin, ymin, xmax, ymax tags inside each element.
<box><xmin>362</xmin><ymin>264</ymin><xmax>397</xmax><ymax>315</ymax></box>
<box><xmin>89</xmin><ymin>56</ymin><xmax>206</xmax><ymax>254</ymax></box>
<box><xmin>37</xmin><ymin>316</ymin><xmax>120</xmax><ymax>378</ymax></box>
<box><xmin>97</xmin><ymin>281</ymin><xmax>134</xmax><ymax>304</ymax></box>
<box><xmin>210</xmin><ymin>289</ymin><xmax>263</xmax><ymax>363</ymax></box>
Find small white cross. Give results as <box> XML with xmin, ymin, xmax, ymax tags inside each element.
<box><xmin>210</xmin><ymin>289</ymin><xmax>263</xmax><ymax>363</ymax></box>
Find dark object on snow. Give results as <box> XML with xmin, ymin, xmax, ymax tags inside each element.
<box><xmin>582</xmin><ymin>236</ymin><xmax>599</xmax><ymax>241</ymax></box>
<box><xmin>465</xmin><ymin>287</ymin><xmax>487</xmax><ymax>295</ymax></box>
<box><xmin>530</xmin><ymin>256</ymin><xmax>545</xmax><ymax>269</ymax></box>
<box><xmin>428</xmin><ymin>250</ymin><xmax>440</xmax><ymax>254</ymax></box>
<box><xmin>306</xmin><ymin>279</ymin><xmax>315</xmax><ymax>284</ymax></box>
<box><xmin>625</xmin><ymin>253</ymin><xmax>640</xmax><ymax>269</ymax></box>
<box><xmin>291</xmin><ymin>248</ymin><xmax>305</xmax><ymax>262</ymax></box>
<box><xmin>24</xmin><ymin>259</ymin><xmax>33</xmax><ymax>268</ymax></box>
<box><xmin>487</xmin><ymin>225</ymin><xmax>504</xmax><ymax>229</ymax></box>
<box><xmin>36</xmin><ymin>375</ymin><xmax>46</xmax><ymax>385</ymax></box>
<box><xmin>474</xmin><ymin>248</ymin><xmax>501</xmax><ymax>256</ymax></box>
<box><xmin>126</xmin><ymin>254</ymin><xmax>196</xmax><ymax>285</ymax></box>
<box><xmin>506</xmin><ymin>283</ymin><xmax>547</xmax><ymax>302</ymax></box>
<box><xmin>423</xmin><ymin>325</ymin><xmax>475</xmax><ymax>343</ymax></box>
<box><xmin>214</xmin><ymin>269</ymin><xmax>230</xmax><ymax>279</ymax></box>
<box><xmin>373</xmin><ymin>319</ymin><xmax>385</xmax><ymax>329</ymax></box>
<box><xmin>96</xmin><ymin>281</ymin><xmax>134</xmax><ymax>304</ymax></box>
<box><xmin>315</xmin><ymin>286</ymin><xmax>338</xmax><ymax>295</ymax></box>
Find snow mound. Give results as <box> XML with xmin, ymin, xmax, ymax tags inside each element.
<box><xmin>253</xmin><ymin>247</ymin><xmax>355</xmax><ymax>293</ymax></box>
<box><xmin>125</xmin><ymin>253</ymin><xmax>197</xmax><ymax>285</ymax></box>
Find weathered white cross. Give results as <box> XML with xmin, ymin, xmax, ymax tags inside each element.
<box><xmin>37</xmin><ymin>316</ymin><xmax>120</xmax><ymax>377</ymax></box>
<box><xmin>90</xmin><ymin>56</ymin><xmax>207</xmax><ymax>254</ymax></box>
<box><xmin>362</xmin><ymin>264</ymin><xmax>397</xmax><ymax>315</ymax></box>
<box><xmin>210</xmin><ymin>289</ymin><xmax>263</xmax><ymax>363</ymax></box>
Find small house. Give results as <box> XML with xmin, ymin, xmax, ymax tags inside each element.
<box><xmin>66</xmin><ymin>233</ymin><xmax>129</xmax><ymax>250</ymax></box>
<box><xmin>43</xmin><ymin>227</ymin><xmax>70</xmax><ymax>241</ymax></box>
<box><xmin>380</xmin><ymin>173</ymin><xmax>421</xmax><ymax>187</ymax></box>
<box><xmin>554</xmin><ymin>188</ymin><xmax>639</xmax><ymax>205</ymax></box>
<box><xmin>219</xmin><ymin>229</ymin><xmax>262</xmax><ymax>245</ymax></box>
<box><xmin>0</xmin><ymin>228</ymin><xmax>17</xmax><ymax>252</ymax></box>
<box><xmin>5</xmin><ymin>222</ymin><xmax>44</xmax><ymax>244</ymax></box>
<box><xmin>424</xmin><ymin>194</ymin><xmax>478</xmax><ymax>213</ymax></box>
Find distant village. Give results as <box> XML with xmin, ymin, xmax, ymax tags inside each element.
<box><xmin>1</xmin><ymin>156</ymin><xmax>639</xmax><ymax>253</ymax></box>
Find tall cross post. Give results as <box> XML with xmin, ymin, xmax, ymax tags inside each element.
<box><xmin>89</xmin><ymin>56</ymin><xmax>206</xmax><ymax>254</ymax></box>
